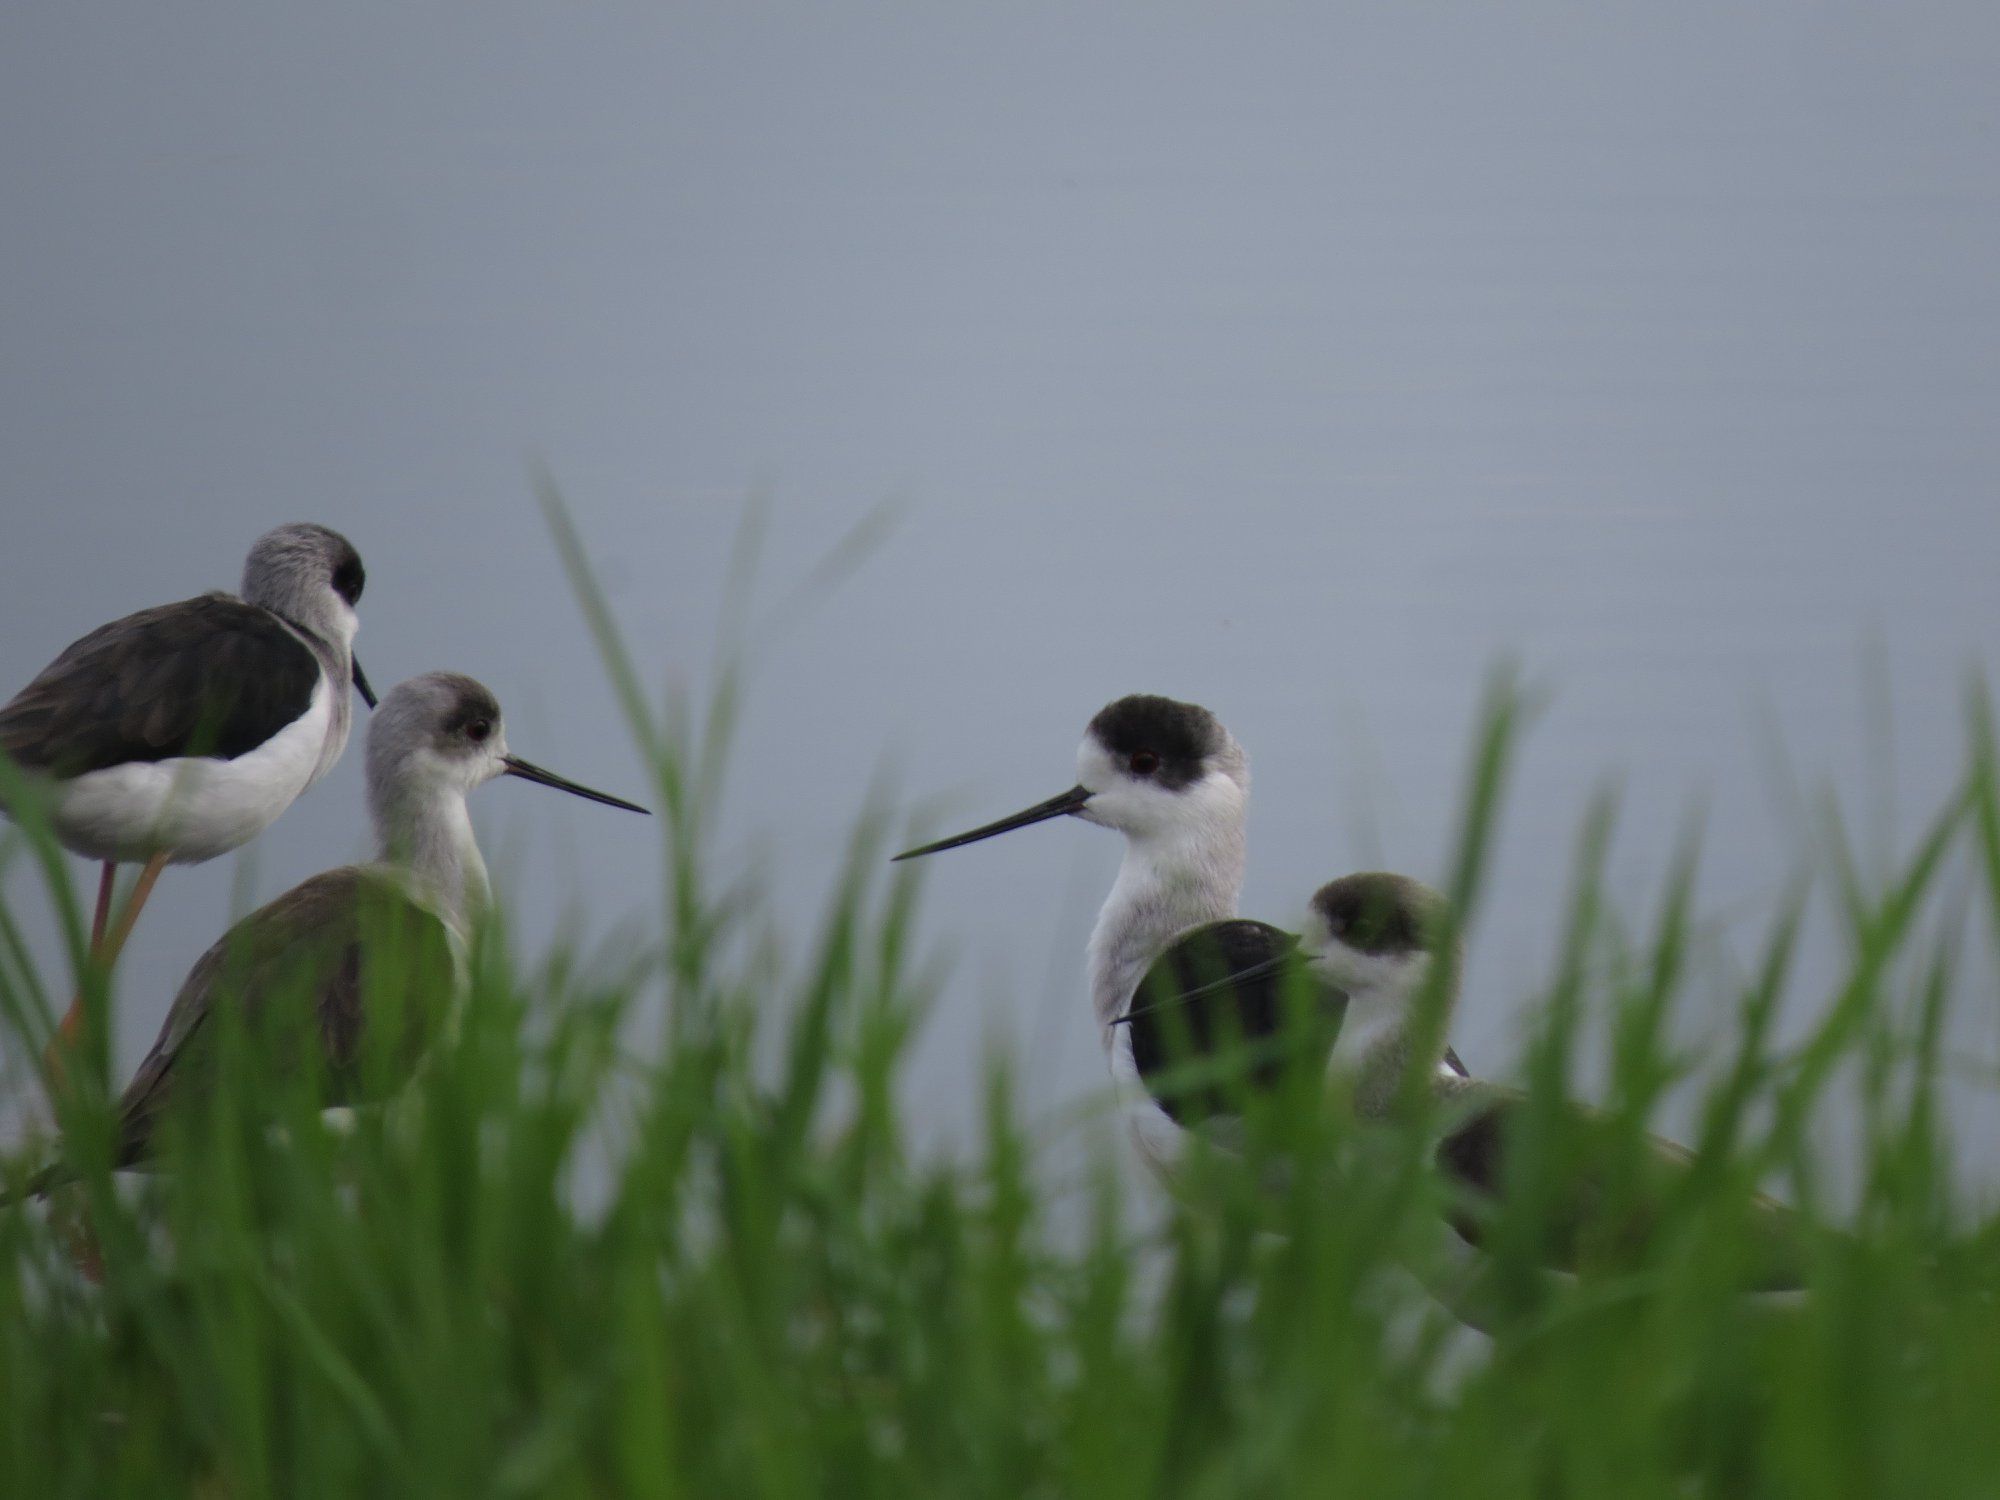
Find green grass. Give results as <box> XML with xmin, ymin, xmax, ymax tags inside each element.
<box><xmin>2</xmin><ymin>516</ymin><xmax>1999</xmax><ymax>1497</ymax></box>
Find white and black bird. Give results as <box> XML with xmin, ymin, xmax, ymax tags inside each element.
<box><xmin>892</xmin><ymin>694</ymin><xmax>1467</xmax><ymax>1176</ymax></box>
<box><xmin>7</xmin><ymin>670</ymin><xmax>648</xmax><ymax>1199</ymax></box>
<box><xmin>0</xmin><ymin>524</ymin><xmax>378</xmax><ymax>1050</ymax></box>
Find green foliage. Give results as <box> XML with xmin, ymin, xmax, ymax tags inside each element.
<box><xmin>2</xmin><ymin>514</ymin><xmax>1998</xmax><ymax>1497</ymax></box>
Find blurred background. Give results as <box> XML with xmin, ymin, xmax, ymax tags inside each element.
<box><xmin>3</xmin><ymin>3</ymin><xmax>1997</xmax><ymax>1180</ymax></box>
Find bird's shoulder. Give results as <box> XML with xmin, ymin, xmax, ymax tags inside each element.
<box><xmin>206</xmin><ymin>866</ymin><xmax>447</xmax><ymax>967</ymax></box>
<box><xmin>1151</xmin><ymin>918</ymin><xmax>1298</xmax><ymax>984</ymax></box>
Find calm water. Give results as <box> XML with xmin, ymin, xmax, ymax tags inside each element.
<box><xmin>3</xmin><ymin>4</ymin><xmax>1998</xmax><ymax>1182</ymax></box>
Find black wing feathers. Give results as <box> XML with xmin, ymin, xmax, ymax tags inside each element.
<box><xmin>1129</xmin><ymin>919</ymin><xmax>1338</xmax><ymax>1125</ymax></box>
<box><xmin>0</xmin><ymin>594</ymin><xmax>321</xmax><ymax>776</ymax></box>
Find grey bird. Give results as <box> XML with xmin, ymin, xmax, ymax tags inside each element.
<box><xmin>0</xmin><ymin>524</ymin><xmax>377</xmax><ymax>1055</ymax></box>
<box><xmin>7</xmin><ymin>671</ymin><xmax>647</xmax><ymax>1200</ymax></box>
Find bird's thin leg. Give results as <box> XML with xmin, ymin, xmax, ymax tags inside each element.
<box><xmin>46</xmin><ymin>852</ymin><xmax>167</xmax><ymax>1082</ymax></box>
<box><xmin>40</xmin><ymin>865</ymin><xmax>122</xmax><ymax>1273</ymax></box>
<box><xmin>88</xmin><ymin>862</ymin><xmax>116</xmax><ymax>953</ymax></box>
<box><xmin>98</xmin><ymin>851</ymin><xmax>168</xmax><ymax>971</ymax></box>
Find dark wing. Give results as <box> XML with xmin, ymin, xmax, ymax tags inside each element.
<box><xmin>1128</xmin><ymin>919</ymin><xmax>1345</xmax><ymax>1126</ymax></box>
<box><xmin>1433</xmin><ymin>1080</ymin><xmax>1808</xmax><ymax>1288</ymax></box>
<box><xmin>115</xmin><ymin>868</ymin><xmax>457</xmax><ymax>1165</ymax></box>
<box><xmin>0</xmin><ymin>593</ymin><xmax>322</xmax><ymax>776</ymax></box>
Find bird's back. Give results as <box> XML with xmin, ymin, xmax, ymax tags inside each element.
<box><xmin>115</xmin><ymin>865</ymin><xmax>458</xmax><ymax>1165</ymax></box>
<box><xmin>1431</xmin><ymin>1076</ymin><xmax>1809</xmax><ymax>1288</ymax></box>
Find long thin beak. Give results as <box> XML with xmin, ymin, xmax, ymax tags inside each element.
<box><xmin>351</xmin><ymin>656</ymin><xmax>379</xmax><ymax>710</ymax></box>
<box><xmin>502</xmin><ymin>755</ymin><xmax>651</xmax><ymax>814</ymax></box>
<box><xmin>1110</xmin><ymin>940</ymin><xmax>1305</xmax><ymax>1026</ymax></box>
<box><xmin>892</xmin><ymin>785</ymin><xmax>1092</xmax><ymax>861</ymax></box>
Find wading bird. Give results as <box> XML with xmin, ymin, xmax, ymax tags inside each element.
<box><xmin>1139</xmin><ymin>871</ymin><xmax>1813</xmax><ymax>1305</ymax></box>
<box><xmin>7</xmin><ymin>671</ymin><xmax>648</xmax><ymax>1200</ymax></box>
<box><xmin>0</xmin><ymin>524</ymin><xmax>377</xmax><ymax>1059</ymax></box>
<box><xmin>892</xmin><ymin>694</ymin><xmax>1467</xmax><ymax>1175</ymax></box>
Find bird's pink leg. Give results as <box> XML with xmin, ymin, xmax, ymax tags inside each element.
<box><xmin>88</xmin><ymin>861</ymin><xmax>116</xmax><ymax>952</ymax></box>
<box><xmin>97</xmin><ymin>851</ymin><xmax>167</xmax><ymax>971</ymax></box>
<box><xmin>46</xmin><ymin>852</ymin><xmax>167</xmax><ymax>1082</ymax></box>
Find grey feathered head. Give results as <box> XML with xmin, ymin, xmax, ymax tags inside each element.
<box><xmin>367</xmin><ymin>672</ymin><xmax>507</xmax><ymax>803</ymax></box>
<box><xmin>241</xmin><ymin>524</ymin><xmax>366</xmax><ymax>645</ymax></box>
<box><xmin>366</xmin><ymin>671</ymin><xmax>649</xmax><ymax>830</ymax></box>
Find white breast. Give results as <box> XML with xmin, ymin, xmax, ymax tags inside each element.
<box><xmin>49</xmin><ymin>672</ymin><xmax>337</xmax><ymax>864</ymax></box>
<box><xmin>1106</xmin><ymin>1022</ymin><xmax>1190</xmax><ymax>1184</ymax></box>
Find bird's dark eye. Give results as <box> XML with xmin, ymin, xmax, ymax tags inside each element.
<box><xmin>1129</xmin><ymin>750</ymin><xmax>1160</xmax><ymax>776</ymax></box>
<box><xmin>331</xmin><ymin>558</ymin><xmax>365</xmax><ymax>605</ymax></box>
<box><xmin>465</xmin><ymin>718</ymin><xmax>492</xmax><ymax>743</ymax></box>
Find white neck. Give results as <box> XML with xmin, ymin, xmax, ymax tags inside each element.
<box><xmin>373</xmin><ymin>787</ymin><xmax>489</xmax><ymax>937</ymax></box>
<box><xmin>1330</xmin><ymin>987</ymin><xmax>1418</xmax><ymax>1116</ymax></box>
<box><xmin>1086</xmin><ymin>818</ymin><xmax>1246</xmax><ymax>1035</ymax></box>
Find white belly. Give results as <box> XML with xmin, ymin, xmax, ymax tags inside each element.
<box><xmin>1106</xmin><ymin>1024</ymin><xmax>1191</xmax><ymax>1185</ymax></box>
<box><xmin>46</xmin><ymin>675</ymin><xmax>336</xmax><ymax>864</ymax></box>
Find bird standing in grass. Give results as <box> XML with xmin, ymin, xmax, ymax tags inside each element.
<box><xmin>6</xmin><ymin>670</ymin><xmax>649</xmax><ymax>1200</ymax></box>
<box><xmin>1272</xmin><ymin>873</ymin><xmax>1810</xmax><ymax>1304</ymax></box>
<box><xmin>1128</xmin><ymin>868</ymin><xmax>1816</xmax><ymax>1312</ymax></box>
<box><xmin>893</xmin><ymin>695</ymin><xmax>1469</xmax><ymax>1177</ymax></box>
<box><xmin>0</xmin><ymin>523</ymin><xmax>378</xmax><ymax>1065</ymax></box>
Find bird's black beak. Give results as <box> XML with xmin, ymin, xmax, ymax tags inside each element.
<box><xmin>352</xmin><ymin>656</ymin><xmax>379</xmax><ymax>710</ymax></box>
<box><xmin>892</xmin><ymin>785</ymin><xmax>1092</xmax><ymax>861</ymax></box>
<box><xmin>501</xmin><ymin>755</ymin><xmax>651</xmax><ymax>814</ymax></box>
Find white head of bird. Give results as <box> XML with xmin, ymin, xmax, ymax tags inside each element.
<box><xmin>366</xmin><ymin>672</ymin><xmax>648</xmax><ymax>931</ymax></box>
<box><xmin>1297</xmin><ymin>872</ymin><xmax>1460</xmax><ymax>1115</ymax></box>
<box><xmin>895</xmin><ymin>694</ymin><xmax>1250</xmax><ymax>1030</ymax></box>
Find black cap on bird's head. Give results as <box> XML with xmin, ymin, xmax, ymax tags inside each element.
<box><xmin>1300</xmin><ymin>872</ymin><xmax>1457</xmax><ymax>1000</ymax></box>
<box><xmin>1083</xmin><ymin>695</ymin><xmax>1230</xmax><ymax>792</ymax></box>
<box><xmin>893</xmin><ymin>694</ymin><xmax>1247</xmax><ymax>861</ymax></box>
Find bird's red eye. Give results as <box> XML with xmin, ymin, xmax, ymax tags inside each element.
<box><xmin>466</xmin><ymin>719</ymin><xmax>492</xmax><ymax>743</ymax></box>
<box><xmin>1129</xmin><ymin>750</ymin><xmax>1160</xmax><ymax>776</ymax></box>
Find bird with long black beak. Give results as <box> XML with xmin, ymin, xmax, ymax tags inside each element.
<box><xmin>894</xmin><ymin>695</ymin><xmax>1468</xmax><ymax>1177</ymax></box>
<box><xmin>0</xmin><ymin>524</ymin><xmax>379</xmax><ymax>1066</ymax></box>
<box><xmin>7</xmin><ymin>671</ymin><xmax>647</xmax><ymax>1202</ymax></box>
